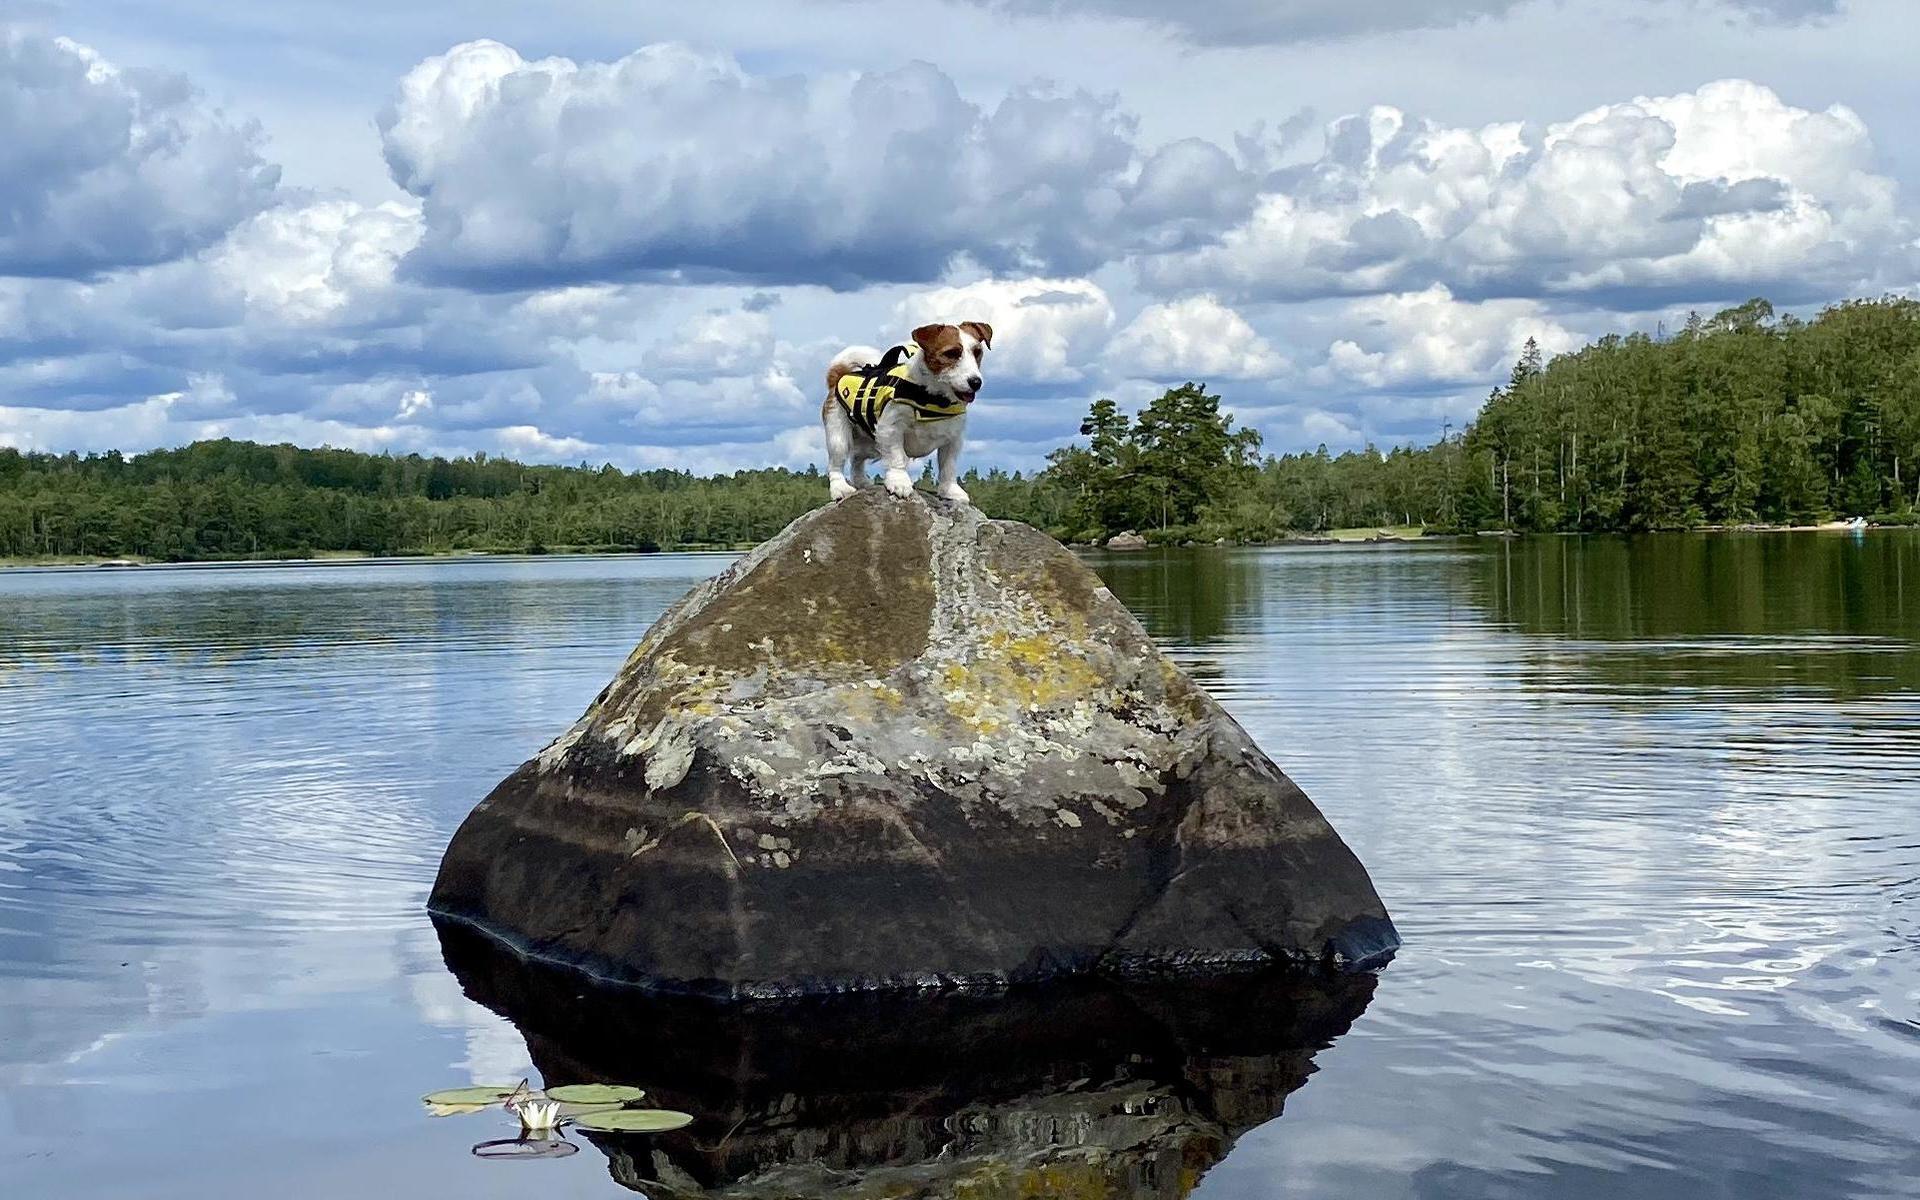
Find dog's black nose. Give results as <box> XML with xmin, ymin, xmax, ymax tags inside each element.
<box><xmin>965</xmin><ymin>376</ymin><xmax>982</xmax><ymax>392</ymax></box>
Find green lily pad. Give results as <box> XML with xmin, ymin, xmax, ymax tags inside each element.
<box><xmin>545</xmin><ymin>1083</ymin><xmax>646</xmax><ymax>1104</ymax></box>
<box><xmin>423</xmin><ymin>1086</ymin><xmax>518</xmax><ymax>1106</ymax></box>
<box><xmin>570</xmin><ymin>1108</ymin><xmax>694</xmax><ymax>1134</ymax></box>
<box><xmin>425</xmin><ymin>1102</ymin><xmax>492</xmax><ymax>1117</ymax></box>
<box><xmin>553</xmin><ymin>1100</ymin><xmax>625</xmax><ymax>1117</ymax></box>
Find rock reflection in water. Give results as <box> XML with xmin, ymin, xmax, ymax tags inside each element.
<box><xmin>436</xmin><ymin>919</ymin><xmax>1377</xmax><ymax>1198</ymax></box>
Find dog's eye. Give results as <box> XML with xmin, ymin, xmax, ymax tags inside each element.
<box><xmin>944</xmin><ymin>348</ymin><xmax>963</xmax><ymax>361</ymax></box>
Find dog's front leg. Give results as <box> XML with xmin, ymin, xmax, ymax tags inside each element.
<box><xmin>878</xmin><ymin>419</ymin><xmax>915</xmax><ymax>499</ymax></box>
<box><xmin>935</xmin><ymin>435</ymin><xmax>970</xmax><ymax>505</ymax></box>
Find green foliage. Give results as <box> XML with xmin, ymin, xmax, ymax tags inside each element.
<box><xmin>1454</xmin><ymin>296</ymin><xmax>1920</xmax><ymax>531</ymax></box>
<box><xmin>0</xmin><ymin>438</ymin><xmax>1085</xmax><ymax>561</ymax></box>
<box><xmin>1045</xmin><ymin>383</ymin><xmax>1260</xmax><ymax>534</ymax></box>
<box><xmin>1180</xmin><ymin>295</ymin><xmax>1920</xmax><ymax>539</ymax></box>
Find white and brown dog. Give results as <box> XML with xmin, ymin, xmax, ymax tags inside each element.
<box><xmin>822</xmin><ymin>321</ymin><xmax>991</xmax><ymax>505</ymax></box>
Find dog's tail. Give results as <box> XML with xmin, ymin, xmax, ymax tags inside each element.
<box><xmin>826</xmin><ymin>344</ymin><xmax>883</xmax><ymax>397</ymax></box>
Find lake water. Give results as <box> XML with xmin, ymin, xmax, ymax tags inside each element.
<box><xmin>3</xmin><ymin>532</ymin><xmax>1917</xmax><ymax>1198</ymax></box>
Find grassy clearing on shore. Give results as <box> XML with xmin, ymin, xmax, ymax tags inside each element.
<box><xmin>1322</xmin><ymin>525</ymin><xmax>1429</xmax><ymax>542</ymax></box>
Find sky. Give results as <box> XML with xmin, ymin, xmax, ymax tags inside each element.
<box><xmin>2</xmin><ymin>0</ymin><xmax>1916</xmax><ymax>474</ymax></box>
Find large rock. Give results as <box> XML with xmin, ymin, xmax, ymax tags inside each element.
<box><xmin>429</xmin><ymin>489</ymin><xmax>1396</xmax><ymax>997</ymax></box>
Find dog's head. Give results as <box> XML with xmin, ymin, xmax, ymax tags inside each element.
<box><xmin>911</xmin><ymin>321</ymin><xmax>993</xmax><ymax>404</ymax></box>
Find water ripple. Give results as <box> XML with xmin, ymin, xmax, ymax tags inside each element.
<box><xmin>4</xmin><ymin>539</ymin><xmax>1920</xmax><ymax>1198</ymax></box>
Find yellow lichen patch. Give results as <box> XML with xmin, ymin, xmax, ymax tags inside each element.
<box><xmin>837</xmin><ymin>680</ymin><xmax>908</xmax><ymax>724</ymax></box>
<box><xmin>973</xmin><ymin>636</ymin><xmax>1108</xmax><ymax>713</ymax></box>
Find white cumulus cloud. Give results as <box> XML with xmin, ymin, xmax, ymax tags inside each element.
<box><xmin>209</xmin><ymin>199</ymin><xmax>422</xmax><ymax>324</ymax></box>
<box><xmin>1142</xmin><ymin>79</ymin><xmax>1913</xmax><ymax>308</ymax></box>
<box><xmin>376</xmin><ymin>40</ymin><xmax>1256</xmax><ymax>289</ymax></box>
<box><xmin>645</xmin><ymin>310</ymin><xmax>776</xmax><ymax>377</ymax></box>
<box><xmin>496</xmin><ymin>424</ymin><xmax>597</xmax><ymax>461</ymax></box>
<box><xmin>1319</xmin><ymin>285</ymin><xmax>1584</xmax><ymax>389</ymax></box>
<box><xmin>0</xmin><ymin>29</ymin><xmax>280</xmax><ymax>278</ymax></box>
<box><xmin>1116</xmin><ymin>295</ymin><xmax>1287</xmax><ymax>379</ymax></box>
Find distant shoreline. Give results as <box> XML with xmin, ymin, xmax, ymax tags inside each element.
<box><xmin>5</xmin><ymin>519</ymin><xmax>1909</xmax><ymax>571</ymax></box>
<box><xmin>0</xmin><ymin>547</ymin><xmax>750</xmax><ymax>572</ymax></box>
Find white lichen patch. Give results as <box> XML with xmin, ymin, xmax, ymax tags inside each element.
<box><xmin>635</xmin><ymin>722</ymin><xmax>696</xmax><ymax>791</ymax></box>
<box><xmin>535</xmin><ymin>718</ymin><xmax>592</xmax><ymax>771</ymax></box>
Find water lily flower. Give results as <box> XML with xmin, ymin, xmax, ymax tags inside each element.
<box><xmin>511</xmin><ymin>1098</ymin><xmax>562</xmax><ymax>1135</ymax></box>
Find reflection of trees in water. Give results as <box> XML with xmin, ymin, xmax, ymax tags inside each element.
<box><xmin>436</xmin><ymin>920</ymin><xmax>1377</xmax><ymax>1200</ymax></box>
<box><xmin>1083</xmin><ymin>534</ymin><xmax>1920</xmax><ymax>701</ymax></box>
<box><xmin>1468</xmin><ymin>532</ymin><xmax>1920</xmax><ymax>699</ymax></box>
<box><xmin>1086</xmin><ymin>549</ymin><xmax>1265</xmax><ymax>648</ymax></box>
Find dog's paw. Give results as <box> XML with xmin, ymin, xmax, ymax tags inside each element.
<box><xmin>883</xmin><ymin>470</ymin><xmax>915</xmax><ymax>498</ymax></box>
<box><xmin>937</xmin><ymin>483</ymin><xmax>971</xmax><ymax>505</ymax></box>
<box><xmin>829</xmin><ymin>477</ymin><xmax>857</xmax><ymax>501</ymax></box>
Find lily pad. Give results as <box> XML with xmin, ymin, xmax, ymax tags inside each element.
<box><xmin>423</xmin><ymin>1086</ymin><xmax>519</xmax><ymax>1106</ymax></box>
<box><xmin>425</xmin><ymin>1102</ymin><xmax>492</xmax><ymax>1117</ymax></box>
<box><xmin>545</xmin><ymin>1083</ymin><xmax>646</xmax><ymax>1104</ymax></box>
<box><xmin>553</xmin><ymin>1100</ymin><xmax>625</xmax><ymax>1117</ymax></box>
<box><xmin>570</xmin><ymin>1108</ymin><xmax>694</xmax><ymax>1134</ymax></box>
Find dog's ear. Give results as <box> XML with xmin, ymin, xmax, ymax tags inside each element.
<box><xmin>911</xmin><ymin>324</ymin><xmax>953</xmax><ymax>355</ymax></box>
<box><xmin>960</xmin><ymin>320</ymin><xmax>993</xmax><ymax>349</ymax></box>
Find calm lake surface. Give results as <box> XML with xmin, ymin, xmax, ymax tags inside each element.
<box><xmin>3</xmin><ymin>532</ymin><xmax>1918</xmax><ymax>1197</ymax></box>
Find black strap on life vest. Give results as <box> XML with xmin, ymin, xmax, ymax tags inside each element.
<box><xmin>848</xmin><ymin>346</ymin><xmax>936</xmax><ymax>407</ymax></box>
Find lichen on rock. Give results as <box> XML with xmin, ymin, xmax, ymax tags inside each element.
<box><xmin>430</xmin><ymin>489</ymin><xmax>1397</xmax><ymax>997</ymax></box>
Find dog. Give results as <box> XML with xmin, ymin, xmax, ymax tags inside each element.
<box><xmin>822</xmin><ymin>321</ymin><xmax>991</xmax><ymax>505</ymax></box>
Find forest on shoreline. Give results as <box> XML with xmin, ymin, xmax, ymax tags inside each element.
<box><xmin>3</xmin><ymin>296</ymin><xmax>1918</xmax><ymax>563</ymax></box>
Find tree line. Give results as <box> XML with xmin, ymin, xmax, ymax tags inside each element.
<box><xmin>1045</xmin><ymin>295</ymin><xmax>1920</xmax><ymax>541</ymax></box>
<box><xmin>3</xmin><ymin>295</ymin><xmax>1916</xmax><ymax>561</ymax></box>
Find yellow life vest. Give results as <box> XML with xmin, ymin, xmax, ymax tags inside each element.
<box><xmin>834</xmin><ymin>344</ymin><xmax>968</xmax><ymax>437</ymax></box>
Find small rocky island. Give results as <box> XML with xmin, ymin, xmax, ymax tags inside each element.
<box><xmin>430</xmin><ymin>490</ymin><xmax>1396</xmax><ymax>997</ymax></box>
